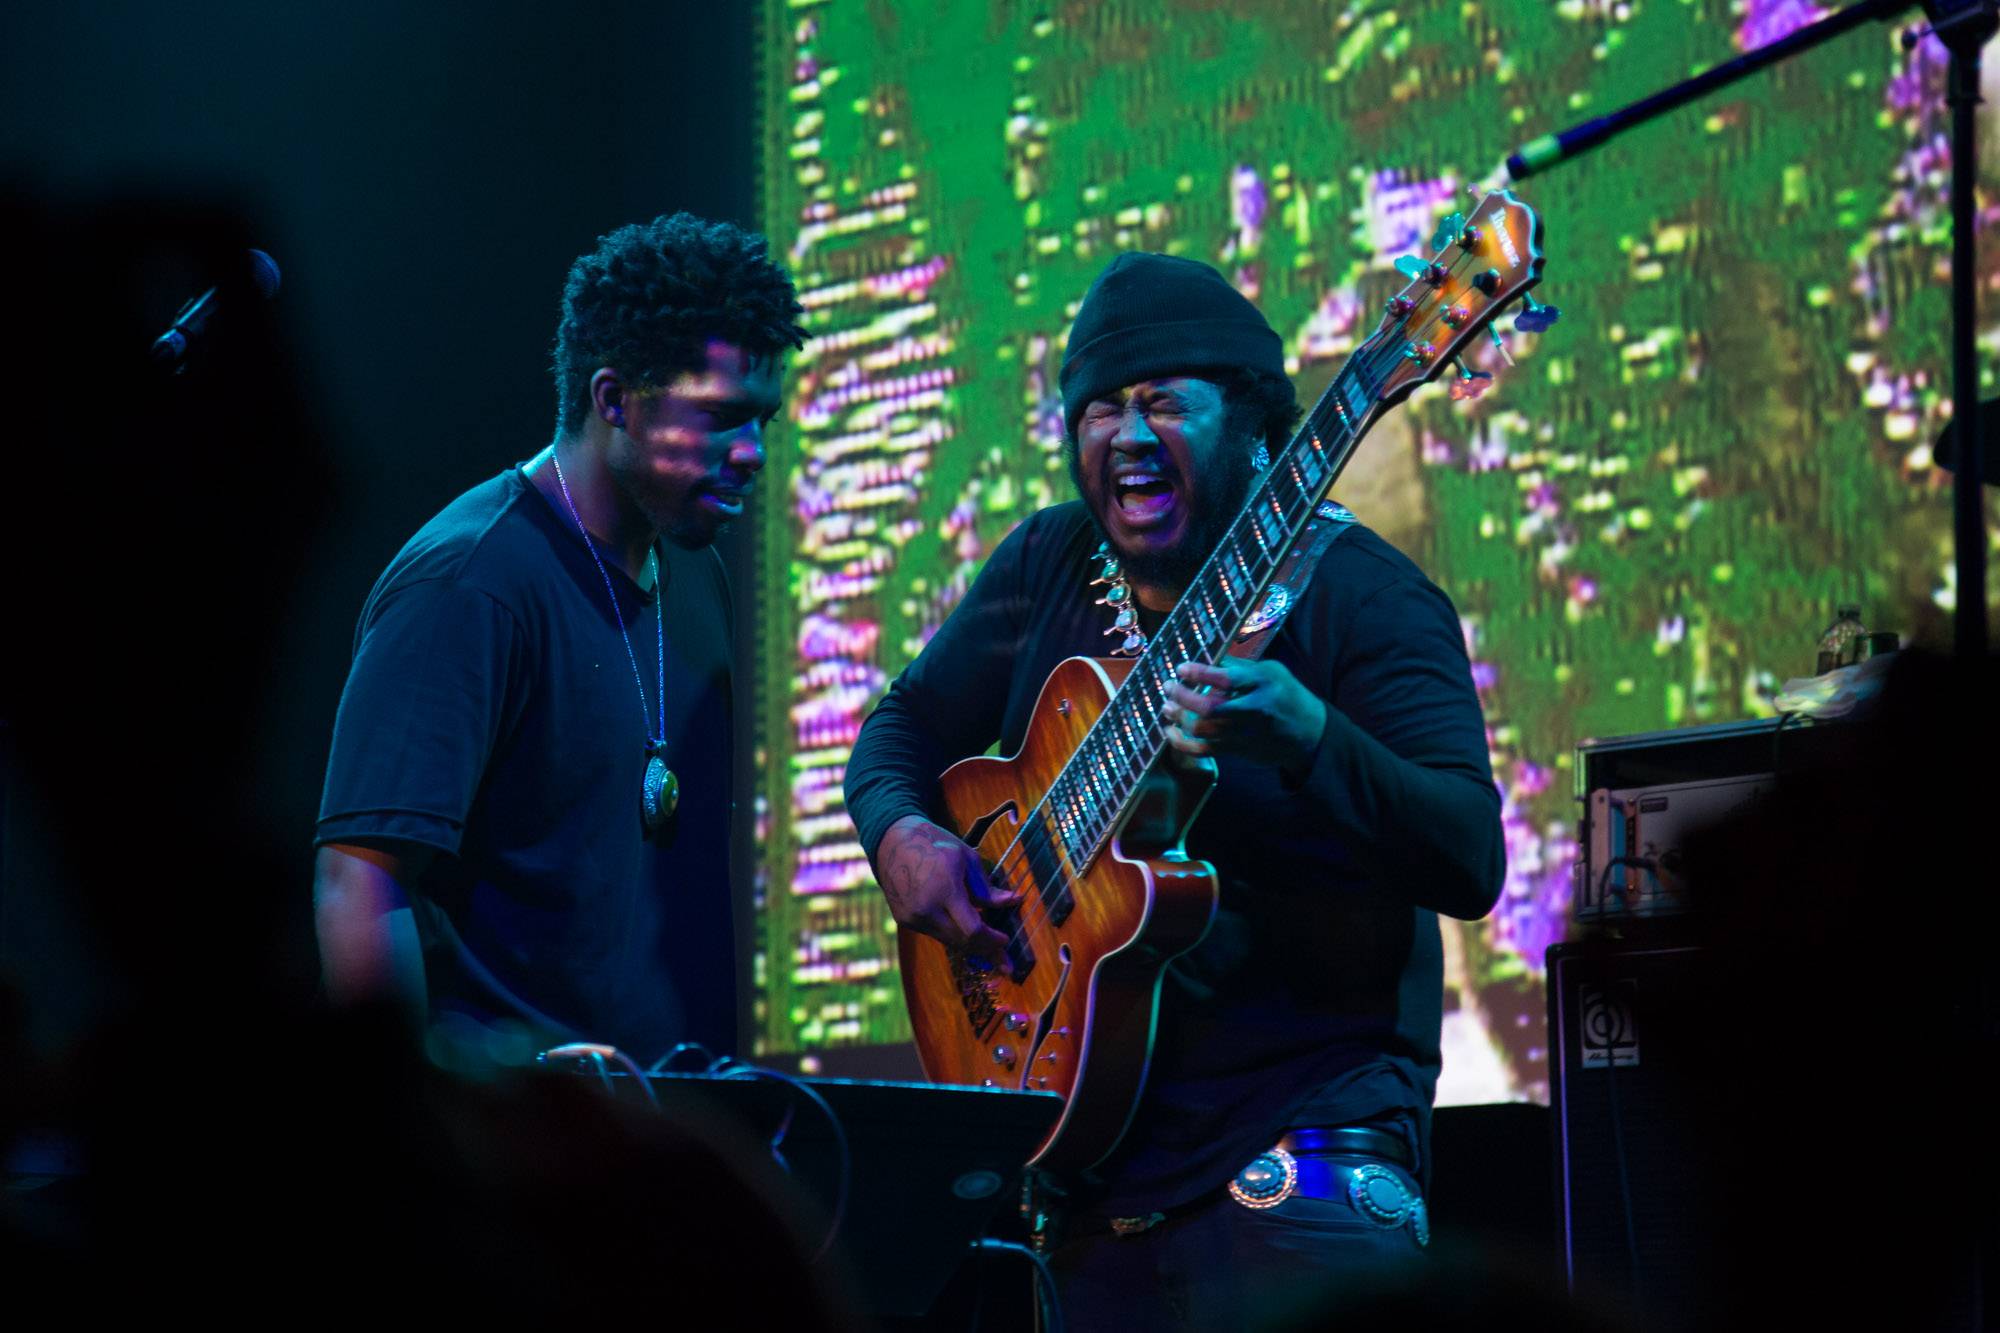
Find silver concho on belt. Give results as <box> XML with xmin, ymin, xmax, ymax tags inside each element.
<box><xmin>1347</xmin><ymin>1162</ymin><xmax>1431</xmax><ymax>1246</ymax></box>
<box><xmin>1226</xmin><ymin>1146</ymin><xmax>1298</xmax><ymax>1209</ymax></box>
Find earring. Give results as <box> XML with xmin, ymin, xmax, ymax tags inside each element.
<box><xmin>609</xmin><ymin>408</ymin><xmax>625</xmax><ymax>428</ymax></box>
<box><xmin>1250</xmin><ymin>441</ymin><xmax>1271</xmax><ymax>470</ymax></box>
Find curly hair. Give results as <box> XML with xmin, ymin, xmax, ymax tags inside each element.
<box><xmin>551</xmin><ymin>213</ymin><xmax>806</xmax><ymax>433</ymax></box>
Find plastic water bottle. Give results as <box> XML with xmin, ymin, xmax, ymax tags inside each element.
<box><xmin>1814</xmin><ymin>605</ymin><xmax>1867</xmax><ymax>675</ymax></box>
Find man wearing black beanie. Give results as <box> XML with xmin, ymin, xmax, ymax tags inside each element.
<box><xmin>846</xmin><ymin>253</ymin><xmax>1503</xmax><ymax>1328</ymax></box>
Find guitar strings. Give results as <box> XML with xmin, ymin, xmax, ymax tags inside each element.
<box><xmin>970</xmin><ymin>333</ymin><xmax>1400</xmax><ymax>963</ymax></box>
<box><xmin>963</xmin><ymin>247</ymin><xmax>1498</xmax><ymax>979</ymax></box>
<box><xmin>973</xmin><ymin>317</ymin><xmax>1432</xmax><ymax>968</ymax></box>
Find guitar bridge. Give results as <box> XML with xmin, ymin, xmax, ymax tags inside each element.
<box><xmin>950</xmin><ymin>912</ymin><xmax>1035</xmax><ymax>1041</ymax></box>
<box><xmin>950</xmin><ymin>951</ymin><xmax>1000</xmax><ymax>1040</ymax></box>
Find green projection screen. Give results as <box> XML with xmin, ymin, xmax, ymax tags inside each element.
<box><xmin>749</xmin><ymin>0</ymin><xmax>1990</xmax><ymax>1104</ymax></box>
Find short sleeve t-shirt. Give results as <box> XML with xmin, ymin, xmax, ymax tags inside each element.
<box><xmin>317</xmin><ymin>466</ymin><xmax>736</xmax><ymax>1063</ymax></box>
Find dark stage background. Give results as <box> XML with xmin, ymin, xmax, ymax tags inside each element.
<box><xmin>0</xmin><ymin>2</ymin><xmax>762</xmax><ymax>1053</ymax></box>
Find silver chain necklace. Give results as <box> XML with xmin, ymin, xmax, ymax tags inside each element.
<box><xmin>548</xmin><ymin>447</ymin><xmax>678</xmax><ymax>837</ymax></box>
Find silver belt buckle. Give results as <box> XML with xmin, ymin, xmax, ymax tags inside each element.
<box><xmin>1226</xmin><ymin>1146</ymin><xmax>1298</xmax><ymax>1210</ymax></box>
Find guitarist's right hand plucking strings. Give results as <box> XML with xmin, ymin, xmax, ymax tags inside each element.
<box><xmin>875</xmin><ymin>814</ymin><xmax>1023</xmax><ymax>962</ymax></box>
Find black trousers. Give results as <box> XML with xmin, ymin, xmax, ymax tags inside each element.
<box><xmin>1048</xmin><ymin>1158</ymin><xmax>1427</xmax><ymax>1332</ymax></box>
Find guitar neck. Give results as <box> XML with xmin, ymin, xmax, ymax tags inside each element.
<box><xmin>1044</xmin><ymin>352</ymin><xmax>1390</xmax><ymax>868</ymax></box>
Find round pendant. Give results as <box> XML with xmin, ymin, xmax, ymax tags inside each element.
<box><xmin>642</xmin><ymin>755</ymin><xmax>679</xmax><ymax>835</ymax></box>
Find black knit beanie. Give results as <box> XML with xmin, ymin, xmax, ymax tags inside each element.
<box><xmin>1059</xmin><ymin>252</ymin><xmax>1285</xmax><ymax>440</ymax></box>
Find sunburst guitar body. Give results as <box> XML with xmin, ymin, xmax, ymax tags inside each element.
<box><xmin>897</xmin><ymin>656</ymin><xmax>1221</xmax><ymax>1174</ymax></box>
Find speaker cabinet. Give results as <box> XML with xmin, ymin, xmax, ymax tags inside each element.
<box><xmin>1547</xmin><ymin>939</ymin><xmax>1718</xmax><ymax>1324</ymax></box>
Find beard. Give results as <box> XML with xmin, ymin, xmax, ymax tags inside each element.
<box><xmin>1070</xmin><ymin>433</ymin><xmax>1261</xmax><ymax>593</ymax></box>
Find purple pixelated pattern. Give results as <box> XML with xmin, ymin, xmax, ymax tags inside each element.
<box><xmin>1462</xmin><ymin>618</ymin><xmax>1575</xmax><ymax>976</ymax></box>
<box><xmin>1365</xmin><ymin>171</ymin><xmax>1460</xmax><ymax>265</ymax></box>
<box><xmin>1735</xmin><ymin>0</ymin><xmax>1826</xmax><ymax>52</ymax></box>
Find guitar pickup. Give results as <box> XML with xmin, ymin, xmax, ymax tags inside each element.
<box><xmin>1034</xmin><ymin>877</ymin><xmax>1073</xmax><ymax>929</ymax></box>
<box><xmin>983</xmin><ymin>904</ymin><xmax>1036</xmax><ymax>984</ymax></box>
<box><xmin>957</xmin><ymin>907</ymin><xmax>1036</xmax><ymax>987</ymax></box>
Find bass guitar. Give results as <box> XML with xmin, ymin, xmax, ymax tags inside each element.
<box><xmin>900</xmin><ymin>189</ymin><xmax>1548</xmax><ymax>1173</ymax></box>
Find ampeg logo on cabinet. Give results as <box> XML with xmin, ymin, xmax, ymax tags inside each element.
<box><xmin>1579</xmin><ymin>979</ymin><xmax>1640</xmax><ymax>1069</ymax></box>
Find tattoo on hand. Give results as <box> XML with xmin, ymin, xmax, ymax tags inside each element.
<box><xmin>882</xmin><ymin>830</ymin><xmax>954</xmax><ymax>920</ymax></box>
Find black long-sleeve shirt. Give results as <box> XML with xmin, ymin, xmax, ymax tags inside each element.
<box><xmin>846</xmin><ymin>501</ymin><xmax>1503</xmax><ymax>1211</ymax></box>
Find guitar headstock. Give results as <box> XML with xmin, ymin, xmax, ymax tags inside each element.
<box><xmin>1354</xmin><ymin>188</ymin><xmax>1546</xmax><ymax>414</ymax></box>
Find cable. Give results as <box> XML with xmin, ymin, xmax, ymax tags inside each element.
<box><xmin>541</xmin><ymin>1048</ymin><xmax>848</xmax><ymax>1264</ymax></box>
<box><xmin>1564</xmin><ymin>783</ymin><xmax>1654</xmax><ymax>1308</ymax></box>
<box><xmin>647</xmin><ymin>1041</ymin><xmax>718</xmax><ymax>1074</ymax></box>
<box><xmin>1594</xmin><ymin>855</ymin><xmax>1658</xmax><ymax>913</ymax></box>
<box><xmin>545</xmin><ymin>1047</ymin><xmax>851</xmax><ymax>1263</ymax></box>
<box><xmin>537</xmin><ymin>1042</ymin><xmax>661</xmax><ymax>1109</ymax></box>
<box><xmin>971</xmin><ymin>1238</ymin><xmax>1065</xmax><ymax>1333</ymax></box>
<box><xmin>712</xmin><ymin>1063</ymin><xmax>852</xmax><ymax>1264</ymax></box>
<box><xmin>1600</xmin><ymin>1019</ymin><xmax>1644</xmax><ymax>1310</ymax></box>
<box><xmin>965</xmin><ymin>1234</ymin><xmax>992</xmax><ymax>1333</ymax></box>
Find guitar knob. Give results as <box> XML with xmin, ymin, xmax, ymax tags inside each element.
<box><xmin>992</xmin><ymin>1046</ymin><xmax>1015</xmax><ymax>1065</ymax></box>
<box><xmin>1004</xmin><ymin>1012</ymin><xmax>1029</xmax><ymax>1034</ymax></box>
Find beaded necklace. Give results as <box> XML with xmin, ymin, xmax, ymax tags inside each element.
<box><xmin>1088</xmin><ymin>540</ymin><xmax>1147</xmax><ymax>656</ymax></box>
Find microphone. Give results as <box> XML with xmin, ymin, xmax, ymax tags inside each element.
<box><xmin>150</xmin><ymin>248</ymin><xmax>281</xmax><ymax>367</ymax></box>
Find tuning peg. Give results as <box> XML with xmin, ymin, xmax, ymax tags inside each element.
<box><xmin>1394</xmin><ymin>255</ymin><xmax>1428</xmax><ymax>279</ymax></box>
<box><xmin>1472</xmin><ymin>268</ymin><xmax>1502</xmax><ymax>296</ymax></box>
<box><xmin>1449</xmin><ymin>360</ymin><xmax>1495</xmax><ymax>401</ymax></box>
<box><xmin>1515</xmin><ymin>294</ymin><xmax>1561</xmax><ymax>334</ymax></box>
<box><xmin>1430</xmin><ymin>211</ymin><xmax>1465</xmax><ymax>251</ymax></box>
<box><xmin>1487</xmin><ymin>324</ymin><xmax>1515</xmax><ymax>367</ymax></box>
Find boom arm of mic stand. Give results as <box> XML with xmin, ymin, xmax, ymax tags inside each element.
<box><xmin>1506</xmin><ymin>0</ymin><xmax>1914</xmax><ymax>181</ymax></box>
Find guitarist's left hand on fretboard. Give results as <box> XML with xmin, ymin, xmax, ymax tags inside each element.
<box><xmin>1165</xmin><ymin>658</ymin><xmax>1329</xmax><ymax>779</ymax></box>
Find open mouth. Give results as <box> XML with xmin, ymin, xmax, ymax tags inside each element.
<box><xmin>1111</xmin><ymin>471</ymin><xmax>1178</xmax><ymax>526</ymax></box>
<box><xmin>702</xmin><ymin>489</ymin><xmax>748</xmax><ymax>517</ymax></box>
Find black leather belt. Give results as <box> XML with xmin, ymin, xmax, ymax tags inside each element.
<box><xmin>1094</xmin><ymin>1123</ymin><xmax>1419</xmax><ymax>1239</ymax></box>
<box><xmin>1276</xmin><ymin>1124</ymin><xmax>1413</xmax><ymax>1169</ymax></box>
<box><xmin>1228</xmin><ymin>1125</ymin><xmax>1428</xmax><ymax>1243</ymax></box>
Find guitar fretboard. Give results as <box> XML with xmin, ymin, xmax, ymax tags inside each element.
<box><xmin>1005</xmin><ymin>339</ymin><xmax>1404</xmax><ymax>910</ymax></box>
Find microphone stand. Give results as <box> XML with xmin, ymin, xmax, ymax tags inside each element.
<box><xmin>1507</xmin><ymin>0</ymin><xmax>1997</xmax><ymax>662</ymax></box>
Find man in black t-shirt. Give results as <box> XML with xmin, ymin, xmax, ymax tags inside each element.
<box><xmin>314</xmin><ymin>214</ymin><xmax>803</xmax><ymax>1067</ymax></box>
<box><xmin>844</xmin><ymin>253</ymin><xmax>1504</xmax><ymax>1328</ymax></box>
